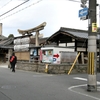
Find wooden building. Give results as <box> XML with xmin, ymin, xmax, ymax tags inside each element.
<box><xmin>1</xmin><ymin>26</ymin><xmax>99</xmax><ymax>64</ymax></box>
<box><xmin>14</xmin><ymin>35</ymin><xmax>47</xmax><ymax>62</ymax></box>
<box><xmin>15</xmin><ymin>22</ymin><xmax>47</xmax><ymax>62</ymax></box>
<box><xmin>45</xmin><ymin>27</ymin><xmax>100</xmax><ymax>64</ymax></box>
<box><xmin>0</xmin><ymin>37</ymin><xmax>14</xmax><ymax>63</ymax></box>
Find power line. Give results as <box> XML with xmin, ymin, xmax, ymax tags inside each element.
<box><xmin>66</xmin><ymin>0</ymin><xmax>80</xmax><ymax>3</ymax></box>
<box><xmin>0</xmin><ymin>0</ymin><xmax>43</xmax><ymax>21</ymax></box>
<box><xmin>0</xmin><ymin>0</ymin><xmax>12</xmax><ymax>10</ymax></box>
<box><xmin>0</xmin><ymin>0</ymin><xmax>83</xmax><ymax>21</ymax></box>
<box><xmin>66</xmin><ymin>0</ymin><xmax>89</xmax><ymax>3</ymax></box>
<box><xmin>0</xmin><ymin>0</ymin><xmax>29</xmax><ymax>17</ymax></box>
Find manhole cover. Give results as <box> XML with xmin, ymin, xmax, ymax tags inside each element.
<box><xmin>1</xmin><ymin>85</ymin><xmax>16</xmax><ymax>89</ymax></box>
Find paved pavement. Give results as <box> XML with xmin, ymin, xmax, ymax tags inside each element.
<box><xmin>0</xmin><ymin>63</ymin><xmax>8</xmax><ymax>68</ymax></box>
<box><xmin>0</xmin><ymin>63</ymin><xmax>100</xmax><ymax>100</ymax></box>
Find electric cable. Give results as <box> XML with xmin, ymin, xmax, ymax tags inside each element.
<box><xmin>0</xmin><ymin>0</ymin><xmax>43</xmax><ymax>21</ymax></box>
<box><xmin>0</xmin><ymin>0</ymin><xmax>88</xmax><ymax>21</ymax></box>
<box><xmin>66</xmin><ymin>0</ymin><xmax>89</xmax><ymax>3</ymax></box>
<box><xmin>0</xmin><ymin>0</ymin><xmax>12</xmax><ymax>10</ymax></box>
<box><xmin>0</xmin><ymin>0</ymin><xmax>29</xmax><ymax>17</ymax></box>
<box><xmin>66</xmin><ymin>0</ymin><xmax>80</xmax><ymax>3</ymax></box>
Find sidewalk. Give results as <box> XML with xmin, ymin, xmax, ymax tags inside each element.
<box><xmin>0</xmin><ymin>62</ymin><xmax>8</xmax><ymax>68</ymax></box>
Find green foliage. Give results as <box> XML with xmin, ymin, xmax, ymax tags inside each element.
<box><xmin>8</xmin><ymin>34</ymin><xmax>14</xmax><ymax>38</ymax></box>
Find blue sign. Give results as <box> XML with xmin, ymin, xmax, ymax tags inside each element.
<box><xmin>53</xmin><ymin>58</ymin><xmax>56</xmax><ymax>62</ymax></box>
<box><xmin>79</xmin><ymin>8</ymin><xmax>88</xmax><ymax>17</ymax></box>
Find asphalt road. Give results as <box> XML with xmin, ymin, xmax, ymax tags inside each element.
<box><xmin>0</xmin><ymin>67</ymin><xmax>100</xmax><ymax>100</ymax></box>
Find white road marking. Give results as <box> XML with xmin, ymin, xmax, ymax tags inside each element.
<box><xmin>73</xmin><ymin>77</ymin><xmax>87</xmax><ymax>81</ymax></box>
<box><xmin>73</xmin><ymin>77</ymin><xmax>100</xmax><ymax>84</ymax></box>
<box><xmin>68</xmin><ymin>84</ymin><xmax>100</xmax><ymax>100</ymax></box>
<box><xmin>68</xmin><ymin>77</ymin><xmax>100</xmax><ymax>100</ymax></box>
<box><xmin>33</xmin><ymin>74</ymin><xmax>53</xmax><ymax>77</ymax></box>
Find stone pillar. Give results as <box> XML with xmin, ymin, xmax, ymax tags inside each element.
<box><xmin>35</xmin><ymin>31</ymin><xmax>39</xmax><ymax>46</ymax></box>
<box><xmin>81</xmin><ymin>52</ymin><xmax>84</xmax><ymax>64</ymax></box>
<box><xmin>0</xmin><ymin>23</ymin><xmax>2</xmax><ymax>35</ymax></box>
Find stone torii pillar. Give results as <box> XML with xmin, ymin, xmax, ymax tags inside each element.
<box><xmin>36</xmin><ymin>31</ymin><xmax>39</xmax><ymax>46</ymax></box>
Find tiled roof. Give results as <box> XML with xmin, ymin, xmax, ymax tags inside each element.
<box><xmin>60</xmin><ymin>27</ymin><xmax>88</xmax><ymax>39</ymax></box>
<box><xmin>30</xmin><ymin>37</ymin><xmax>48</xmax><ymax>44</ymax></box>
<box><xmin>0</xmin><ymin>35</ymin><xmax>7</xmax><ymax>40</ymax></box>
<box><xmin>0</xmin><ymin>37</ymin><xmax>14</xmax><ymax>49</ymax></box>
<box><xmin>60</xmin><ymin>27</ymin><xmax>100</xmax><ymax>39</ymax></box>
<box><xmin>46</xmin><ymin>27</ymin><xmax>100</xmax><ymax>42</ymax></box>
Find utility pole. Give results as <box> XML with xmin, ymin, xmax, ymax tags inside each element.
<box><xmin>87</xmin><ymin>0</ymin><xmax>97</xmax><ymax>91</ymax></box>
<box><xmin>97</xmin><ymin>4</ymin><xmax>100</xmax><ymax>72</ymax></box>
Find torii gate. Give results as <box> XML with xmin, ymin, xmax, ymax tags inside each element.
<box><xmin>17</xmin><ymin>22</ymin><xmax>46</xmax><ymax>46</ymax></box>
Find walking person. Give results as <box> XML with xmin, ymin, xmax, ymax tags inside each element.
<box><xmin>10</xmin><ymin>53</ymin><xmax>17</xmax><ymax>72</ymax></box>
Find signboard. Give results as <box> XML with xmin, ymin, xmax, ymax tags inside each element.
<box><xmin>42</xmin><ymin>55</ymin><xmax>53</xmax><ymax>63</ymax></box>
<box><xmin>42</xmin><ymin>50</ymin><xmax>53</xmax><ymax>63</ymax></box>
<box><xmin>14</xmin><ymin>44</ymin><xmax>29</xmax><ymax>51</ymax></box>
<box><xmin>14</xmin><ymin>37</ymin><xmax>30</xmax><ymax>45</ymax></box>
<box><xmin>81</xmin><ymin>0</ymin><xmax>87</xmax><ymax>4</ymax></box>
<box><xmin>14</xmin><ymin>37</ymin><xmax>30</xmax><ymax>52</ymax></box>
<box><xmin>80</xmin><ymin>16</ymin><xmax>87</xmax><ymax>20</ymax></box>
<box><xmin>60</xmin><ymin>52</ymin><xmax>77</xmax><ymax>63</ymax></box>
<box><xmin>41</xmin><ymin>47</ymin><xmax>75</xmax><ymax>64</ymax></box>
<box><xmin>79</xmin><ymin>8</ymin><xmax>88</xmax><ymax>18</ymax></box>
<box><xmin>53</xmin><ymin>54</ymin><xmax>59</xmax><ymax>58</ymax></box>
<box><xmin>80</xmin><ymin>4</ymin><xmax>87</xmax><ymax>8</ymax></box>
<box><xmin>92</xmin><ymin>23</ymin><xmax>97</xmax><ymax>32</ymax></box>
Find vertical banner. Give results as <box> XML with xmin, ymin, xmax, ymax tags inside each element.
<box><xmin>39</xmin><ymin>50</ymin><xmax>42</xmax><ymax>61</ymax></box>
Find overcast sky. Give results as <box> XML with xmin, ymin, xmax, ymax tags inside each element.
<box><xmin>0</xmin><ymin>0</ymin><xmax>100</xmax><ymax>37</ymax></box>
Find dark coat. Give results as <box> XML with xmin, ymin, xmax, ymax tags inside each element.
<box><xmin>10</xmin><ymin>55</ymin><xmax>17</xmax><ymax>64</ymax></box>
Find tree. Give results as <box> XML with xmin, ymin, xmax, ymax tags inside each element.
<box><xmin>8</xmin><ymin>34</ymin><xmax>14</xmax><ymax>38</ymax></box>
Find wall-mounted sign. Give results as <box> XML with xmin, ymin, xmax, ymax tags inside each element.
<box><xmin>79</xmin><ymin>8</ymin><xmax>88</xmax><ymax>20</ymax></box>
<box><xmin>92</xmin><ymin>23</ymin><xmax>97</xmax><ymax>32</ymax></box>
<box><xmin>42</xmin><ymin>50</ymin><xmax>53</xmax><ymax>63</ymax></box>
<box><xmin>81</xmin><ymin>0</ymin><xmax>87</xmax><ymax>4</ymax></box>
<box><xmin>14</xmin><ymin>44</ymin><xmax>29</xmax><ymax>51</ymax></box>
<box><xmin>14</xmin><ymin>37</ymin><xmax>30</xmax><ymax>45</ymax></box>
<box><xmin>30</xmin><ymin>49</ymin><xmax>37</xmax><ymax>56</ymax></box>
<box><xmin>60</xmin><ymin>52</ymin><xmax>77</xmax><ymax>63</ymax></box>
